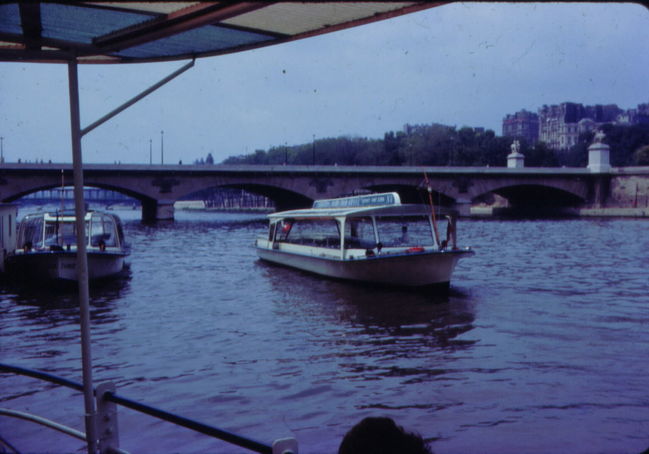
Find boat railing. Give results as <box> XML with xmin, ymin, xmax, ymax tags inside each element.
<box><xmin>0</xmin><ymin>363</ymin><xmax>298</xmax><ymax>454</ymax></box>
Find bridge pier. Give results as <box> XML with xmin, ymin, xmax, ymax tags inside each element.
<box><xmin>142</xmin><ymin>199</ymin><xmax>175</xmax><ymax>222</ymax></box>
<box><xmin>589</xmin><ymin>175</ymin><xmax>611</xmax><ymax>208</ymax></box>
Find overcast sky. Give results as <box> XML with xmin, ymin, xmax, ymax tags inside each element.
<box><xmin>1</xmin><ymin>2</ymin><xmax>647</xmax><ymax>165</ymax></box>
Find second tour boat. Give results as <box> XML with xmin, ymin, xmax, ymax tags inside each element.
<box><xmin>255</xmin><ymin>192</ymin><xmax>473</xmax><ymax>289</ymax></box>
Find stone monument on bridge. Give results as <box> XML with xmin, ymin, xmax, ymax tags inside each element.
<box><xmin>507</xmin><ymin>140</ymin><xmax>525</xmax><ymax>169</ymax></box>
<box><xmin>587</xmin><ymin>130</ymin><xmax>611</xmax><ymax>173</ymax></box>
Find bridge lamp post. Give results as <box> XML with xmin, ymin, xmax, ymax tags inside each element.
<box><xmin>160</xmin><ymin>130</ymin><xmax>164</xmax><ymax>164</ymax></box>
<box><xmin>0</xmin><ymin>136</ymin><xmax>3</xmax><ymax>163</ymax></box>
<box><xmin>149</xmin><ymin>138</ymin><xmax>152</xmax><ymax>164</ymax></box>
<box><xmin>312</xmin><ymin>134</ymin><xmax>315</xmax><ymax>165</ymax></box>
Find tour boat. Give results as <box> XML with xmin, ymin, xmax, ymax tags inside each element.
<box><xmin>255</xmin><ymin>192</ymin><xmax>473</xmax><ymax>288</ymax></box>
<box><xmin>9</xmin><ymin>209</ymin><xmax>129</xmax><ymax>282</ymax></box>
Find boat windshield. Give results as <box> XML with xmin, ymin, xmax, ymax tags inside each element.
<box><xmin>18</xmin><ymin>213</ymin><xmax>122</xmax><ymax>250</ymax></box>
<box><xmin>18</xmin><ymin>215</ymin><xmax>44</xmax><ymax>249</ymax></box>
<box><xmin>277</xmin><ymin>218</ymin><xmax>341</xmax><ymax>249</ymax></box>
<box><xmin>90</xmin><ymin>213</ymin><xmax>118</xmax><ymax>247</ymax></box>
<box><xmin>344</xmin><ymin>217</ymin><xmax>376</xmax><ymax>249</ymax></box>
<box><xmin>44</xmin><ymin>221</ymin><xmax>83</xmax><ymax>248</ymax></box>
<box><xmin>375</xmin><ymin>215</ymin><xmax>435</xmax><ymax>247</ymax></box>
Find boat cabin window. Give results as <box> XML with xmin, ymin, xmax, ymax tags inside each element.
<box><xmin>278</xmin><ymin>218</ymin><xmax>341</xmax><ymax>249</ymax></box>
<box><xmin>18</xmin><ymin>215</ymin><xmax>44</xmax><ymax>248</ymax></box>
<box><xmin>344</xmin><ymin>217</ymin><xmax>375</xmax><ymax>249</ymax></box>
<box><xmin>44</xmin><ymin>223</ymin><xmax>58</xmax><ymax>246</ymax></box>
<box><xmin>375</xmin><ymin>215</ymin><xmax>434</xmax><ymax>247</ymax></box>
<box><xmin>115</xmin><ymin>217</ymin><xmax>126</xmax><ymax>246</ymax></box>
<box><xmin>90</xmin><ymin>214</ymin><xmax>118</xmax><ymax>247</ymax></box>
<box><xmin>44</xmin><ymin>221</ymin><xmax>81</xmax><ymax>247</ymax></box>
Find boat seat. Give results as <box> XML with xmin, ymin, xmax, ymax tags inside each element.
<box><xmin>344</xmin><ymin>239</ymin><xmax>375</xmax><ymax>249</ymax></box>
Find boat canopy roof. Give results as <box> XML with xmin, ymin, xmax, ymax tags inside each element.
<box><xmin>24</xmin><ymin>210</ymin><xmax>117</xmax><ymax>222</ymax></box>
<box><xmin>268</xmin><ymin>192</ymin><xmax>455</xmax><ymax>220</ymax></box>
<box><xmin>0</xmin><ymin>2</ymin><xmax>439</xmax><ymax>64</ymax></box>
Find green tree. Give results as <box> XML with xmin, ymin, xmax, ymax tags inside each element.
<box><xmin>564</xmin><ymin>124</ymin><xmax>649</xmax><ymax>167</ymax></box>
<box><xmin>600</xmin><ymin>123</ymin><xmax>649</xmax><ymax>166</ymax></box>
<box><xmin>526</xmin><ymin>141</ymin><xmax>559</xmax><ymax>167</ymax></box>
<box><xmin>383</xmin><ymin>131</ymin><xmax>405</xmax><ymax>165</ymax></box>
<box><xmin>633</xmin><ymin>144</ymin><xmax>649</xmax><ymax>165</ymax></box>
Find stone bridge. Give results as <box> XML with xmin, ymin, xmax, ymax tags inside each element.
<box><xmin>1</xmin><ymin>163</ymin><xmax>647</xmax><ymax>220</ymax></box>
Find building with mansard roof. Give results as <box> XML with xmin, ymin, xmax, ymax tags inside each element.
<box><xmin>502</xmin><ymin>110</ymin><xmax>539</xmax><ymax>145</ymax></box>
<box><xmin>503</xmin><ymin>102</ymin><xmax>647</xmax><ymax>151</ymax></box>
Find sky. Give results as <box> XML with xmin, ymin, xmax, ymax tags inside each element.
<box><xmin>1</xmin><ymin>2</ymin><xmax>648</xmax><ymax>165</ymax></box>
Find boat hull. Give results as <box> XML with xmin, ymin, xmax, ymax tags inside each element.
<box><xmin>7</xmin><ymin>251</ymin><xmax>127</xmax><ymax>282</ymax></box>
<box><xmin>256</xmin><ymin>244</ymin><xmax>472</xmax><ymax>287</ymax></box>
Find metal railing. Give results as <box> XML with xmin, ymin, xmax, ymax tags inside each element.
<box><xmin>0</xmin><ymin>363</ymin><xmax>297</xmax><ymax>454</ymax></box>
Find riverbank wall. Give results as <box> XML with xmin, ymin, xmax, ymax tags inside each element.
<box><xmin>471</xmin><ymin>206</ymin><xmax>649</xmax><ymax>218</ymax></box>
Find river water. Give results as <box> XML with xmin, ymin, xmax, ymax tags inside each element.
<box><xmin>1</xmin><ymin>207</ymin><xmax>648</xmax><ymax>454</ymax></box>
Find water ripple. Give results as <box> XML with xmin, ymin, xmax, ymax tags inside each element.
<box><xmin>2</xmin><ymin>213</ymin><xmax>649</xmax><ymax>453</ymax></box>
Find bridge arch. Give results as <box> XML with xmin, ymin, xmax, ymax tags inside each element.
<box><xmin>3</xmin><ymin>182</ymin><xmax>67</xmax><ymax>202</ymax></box>
<box><xmin>4</xmin><ymin>181</ymin><xmax>160</xmax><ymax>221</ymax></box>
<box><xmin>4</xmin><ymin>181</ymin><xmax>146</xmax><ymax>204</ymax></box>
<box><xmin>178</xmin><ymin>183</ymin><xmax>313</xmax><ymax>212</ymax></box>
<box><xmin>473</xmin><ymin>182</ymin><xmax>586</xmax><ymax>214</ymax></box>
<box><xmin>178</xmin><ymin>181</ymin><xmax>459</xmax><ymax>211</ymax></box>
<box><xmin>472</xmin><ymin>178</ymin><xmax>588</xmax><ymax>203</ymax></box>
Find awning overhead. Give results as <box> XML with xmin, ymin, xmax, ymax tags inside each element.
<box><xmin>0</xmin><ymin>2</ymin><xmax>443</xmax><ymax>64</ymax></box>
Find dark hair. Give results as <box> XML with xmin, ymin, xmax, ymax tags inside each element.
<box><xmin>338</xmin><ymin>417</ymin><xmax>433</xmax><ymax>454</ymax></box>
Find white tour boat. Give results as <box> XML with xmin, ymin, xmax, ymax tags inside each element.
<box><xmin>9</xmin><ymin>209</ymin><xmax>129</xmax><ymax>282</ymax></box>
<box><xmin>255</xmin><ymin>192</ymin><xmax>474</xmax><ymax>288</ymax></box>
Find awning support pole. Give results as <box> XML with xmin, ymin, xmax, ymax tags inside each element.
<box><xmin>67</xmin><ymin>58</ymin><xmax>98</xmax><ymax>454</ymax></box>
<box><xmin>81</xmin><ymin>59</ymin><xmax>195</xmax><ymax>137</ymax></box>
<box><xmin>63</xmin><ymin>57</ymin><xmax>196</xmax><ymax>454</ymax></box>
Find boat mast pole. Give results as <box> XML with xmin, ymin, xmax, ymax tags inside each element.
<box><xmin>60</xmin><ymin>169</ymin><xmax>65</xmax><ymax>211</ymax></box>
<box><xmin>67</xmin><ymin>58</ymin><xmax>98</xmax><ymax>454</ymax></box>
<box><xmin>423</xmin><ymin>173</ymin><xmax>441</xmax><ymax>247</ymax></box>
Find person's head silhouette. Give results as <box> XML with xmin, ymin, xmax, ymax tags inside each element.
<box><xmin>338</xmin><ymin>417</ymin><xmax>433</xmax><ymax>454</ymax></box>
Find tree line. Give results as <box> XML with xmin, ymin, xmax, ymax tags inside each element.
<box><xmin>195</xmin><ymin>122</ymin><xmax>649</xmax><ymax>167</ymax></box>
